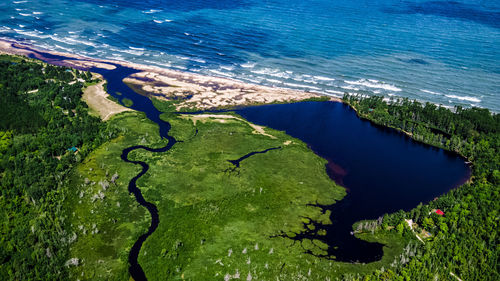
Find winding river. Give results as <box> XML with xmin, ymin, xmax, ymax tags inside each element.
<box><xmin>23</xmin><ymin>46</ymin><xmax>470</xmax><ymax>278</ymax></box>
<box><xmin>23</xmin><ymin>47</ymin><xmax>176</xmax><ymax>280</ymax></box>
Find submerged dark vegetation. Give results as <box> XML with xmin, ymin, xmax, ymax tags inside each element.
<box><xmin>0</xmin><ymin>54</ymin><xmax>498</xmax><ymax>280</ymax></box>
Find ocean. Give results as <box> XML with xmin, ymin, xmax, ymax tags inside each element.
<box><xmin>1</xmin><ymin>0</ymin><xmax>499</xmax><ymax>111</ymax></box>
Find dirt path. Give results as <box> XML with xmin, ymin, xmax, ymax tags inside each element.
<box><xmin>82</xmin><ymin>81</ymin><xmax>131</xmax><ymax>121</ymax></box>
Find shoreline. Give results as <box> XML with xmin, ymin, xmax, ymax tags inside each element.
<box><xmin>0</xmin><ymin>38</ymin><xmax>341</xmax><ymax>110</ymax></box>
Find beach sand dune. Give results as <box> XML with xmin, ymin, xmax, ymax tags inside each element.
<box><xmin>0</xmin><ymin>39</ymin><xmax>340</xmax><ymax>111</ymax></box>
<box><xmin>82</xmin><ymin>77</ymin><xmax>131</xmax><ymax>121</ymax></box>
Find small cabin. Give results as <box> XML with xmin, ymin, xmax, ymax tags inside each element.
<box><xmin>435</xmin><ymin>209</ymin><xmax>444</xmax><ymax>216</ymax></box>
<box><xmin>68</xmin><ymin>146</ymin><xmax>78</xmax><ymax>153</ymax></box>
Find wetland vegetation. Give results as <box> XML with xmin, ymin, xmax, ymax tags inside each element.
<box><xmin>0</xmin><ymin>53</ymin><xmax>497</xmax><ymax>281</ymax></box>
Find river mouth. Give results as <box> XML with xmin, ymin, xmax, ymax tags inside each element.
<box><xmin>235</xmin><ymin>101</ymin><xmax>471</xmax><ymax>262</ymax></box>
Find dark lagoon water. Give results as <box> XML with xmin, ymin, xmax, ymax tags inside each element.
<box><xmin>236</xmin><ymin>101</ymin><xmax>471</xmax><ymax>262</ymax></box>
<box><xmin>1</xmin><ymin>0</ymin><xmax>499</xmax><ymax>110</ymax></box>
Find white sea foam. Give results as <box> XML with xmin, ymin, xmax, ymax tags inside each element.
<box><xmin>164</xmin><ymin>19</ymin><xmax>173</xmax><ymax>22</ymax></box>
<box><xmin>143</xmin><ymin>60</ymin><xmax>172</xmax><ymax>68</ymax></box>
<box><xmin>251</xmin><ymin>68</ymin><xmax>291</xmax><ymax>79</ymax></box>
<box><xmin>283</xmin><ymin>82</ymin><xmax>321</xmax><ymax>91</ymax></box>
<box><xmin>251</xmin><ymin>68</ymin><xmax>275</xmax><ymax>75</ymax></box>
<box><xmin>49</xmin><ymin>35</ymin><xmax>97</xmax><ymax>48</ymax></box>
<box><xmin>129</xmin><ymin>46</ymin><xmax>145</xmax><ymax>51</ymax></box>
<box><xmin>119</xmin><ymin>48</ymin><xmax>144</xmax><ymax>56</ymax></box>
<box><xmin>341</xmin><ymin>85</ymin><xmax>360</xmax><ymax>91</ymax></box>
<box><xmin>220</xmin><ymin>65</ymin><xmax>234</xmax><ymax>71</ymax></box>
<box><xmin>344</xmin><ymin>79</ymin><xmax>402</xmax><ymax>92</ymax></box>
<box><xmin>325</xmin><ymin>89</ymin><xmax>344</xmax><ymax>95</ymax></box>
<box><xmin>243</xmin><ymin>77</ymin><xmax>263</xmax><ymax>84</ymax></box>
<box><xmin>445</xmin><ymin>94</ymin><xmax>481</xmax><ymax>103</ymax></box>
<box><xmin>14</xmin><ymin>29</ymin><xmax>49</xmax><ymax>39</ymax></box>
<box><xmin>153</xmin><ymin>20</ymin><xmax>163</xmax><ymax>24</ymax></box>
<box><xmin>13</xmin><ymin>1</ymin><xmax>28</xmax><ymax>4</ymax></box>
<box><xmin>54</xmin><ymin>44</ymin><xmax>74</xmax><ymax>53</ymax></box>
<box><xmin>190</xmin><ymin>57</ymin><xmax>206</xmax><ymax>64</ymax></box>
<box><xmin>313</xmin><ymin>75</ymin><xmax>335</xmax><ymax>81</ymax></box>
<box><xmin>265</xmin><ymin>78</ymin><xmax>282</xmax><ymax>84</ymax></box>
<box><xmin>209</xmin><ymin>69</ymin><xmax>233</xmax><ymax>77</ymax></box>
<box><xmin>421</xmin><ymin>89</ymin><xmax>442</xmax><ymax>96</ymax></box>
<box><xmin>143</xmin><ymin>9</ymin><xmax>162</xmax><ymax>14</ymax></box>
<box><xmin>241</xmin><ymin>62</ymin><xmax>256</xmax><ymax>68</ymax></box>
<box><xmin>19</xmin><ymin>13</ymin><xmax>31</xmax><ymax>17</ymax></box>
<box><xmin>0</xmin><ymin>27</ymin><xmax>12</xmax><ymax>33</ymax></box>
<box><xmin>32</xmin><ymin>12</ymin><xmax>43</xmax><ymax>15</ymax></box>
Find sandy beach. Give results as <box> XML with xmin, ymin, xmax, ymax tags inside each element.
<box><xmin>0</xmin><ymin>39</ymin><xmax>340</xmax><ymax>110</ymax></box>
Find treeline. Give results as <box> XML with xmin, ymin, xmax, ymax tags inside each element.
<box><xmin>0</xmin><ymin>55</ymin><xmax>114</xmax><ymax>279</ymax></box>
<box><xmin>342</xmin><ymin>95</ymin><xmax>499</xmax><ymax>280</ymax></box>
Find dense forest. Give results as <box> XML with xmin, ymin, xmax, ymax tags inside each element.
<box><xmin>342</xmin><ymin>95</ymin><xmax>499</xmax><ymax>280</ymax></box>
<box><xmin>0</xmin><ymin>55</ymin><xmax>113</xmax><ymax>279</ymax></box>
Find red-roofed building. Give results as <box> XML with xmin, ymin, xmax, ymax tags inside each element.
<box><xmin>435</xmin><ymin>209</ymin><xmax>444</xmax><ymax>216</ymax></box>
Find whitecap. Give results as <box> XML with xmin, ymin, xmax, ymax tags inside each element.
<box><xmin>341</xmin><ymin>85</ymin><xmax>360</xmax><ymax>91</ymax></box>
<box><xmin>129</xmin><ymin>46</ymin><xmax>145</xmax><ymax>51</ymax></box>
<box><xmin>325</xmin><ymin>89</ymin><xmax>344</xmax><ymax>95</ymax></box>
<box><xmin>344</xmin><ymin>79</ymin><xmax>402</xmax><ymax>92</ymax></box>
<box><xmin>54</xmin><ymin>44</ymin><xmax>74</xmax><ymax>53</ymax></box>
<box><xmin>49</xmin><ymin>35</ymin><xmax>97</xmax><ymax>48</ymax></box>
<box><xmin>32</xmin><ymin>12</ymin><xmax>43</xmax><ymax>15</ymax></box>
<box><xmin>241</xmin><ymin>62</ymin><xmax>256</xmax><ymax>68</ymax></box>
<box><xmin>143</xmin><ymin>9</ymin><xmax>162</xmax><ymax>14</ymax></box>
<box><xmin>190</xmin><ymin>58</ymin><xmax>206</xmax><ymax>64</ymax></box>
<box><xmin>243</xmin><ymin>77</ymin><xmax>263</xmax><ymax>84</ymax></box>
<box><xmin>283</xmin><ymin>82</ymin><xmax>321</xmax><ymax>91</ymax></box>
<box><xmin>19</xmin><ymin>13</ymin><xmax>31</xmax><ymax>17</ymax></box>
<box><xmin>421</xmin><ymin>89</ymin><xmax>441</xmax><ymax>96</ymax></box>
<box><xmin>265</xmin><ymin>78</ymin><xmax>282</xmax><ymax>84</ymax></box>
<box><xmin>13</xmin><ymin>1</ymin><xmax>28</xmax><ymax>3</ymax></box>
<box><xmin>220</xmin><ymin>65</ymin><xmax>234</xmax><ymax>71</ymax></box>
<box><xmin>445</xmin><ymin>94</ymin><xmax>481</xmax><ymax>103</ymax></box>
<box><xmin>313</xmin><ymin>75</ymin><xmax>335</xmax><ymax>82</ymax></box>
<box><xmin>209</xmin><ymin>69</ymin><xmax>233</xmax><ymax>77</ymax></box>
<box><xmin>153</xmin><ymin>20</ymin><xmax>163</xmax><ymax>24</ymax></box>
<box><xmin>250</xmin><ymin>68</ymin><xmax>290</xmax><ymax>79</ymax></box>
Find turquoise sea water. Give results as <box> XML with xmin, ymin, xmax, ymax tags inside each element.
<box><xmin>1</xmin><ymin>0</ymin><xmax>499</xmax><ymax>110</ymax></box>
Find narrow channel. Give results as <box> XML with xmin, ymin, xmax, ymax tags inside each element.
<box><xmin>21</xmin><ymin>46</ymin><xmax>176</xmax><ymax>280</ymax></box>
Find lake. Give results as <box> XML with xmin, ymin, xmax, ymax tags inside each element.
<box><xmin>236</xmin><ymin>101</ymin><xmax>470</xmax><ymax>262</ymax></box>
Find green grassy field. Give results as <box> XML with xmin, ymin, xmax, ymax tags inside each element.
<box><xmin>64</xmin><ymin>101</ymin><xmax>406</xmax><ymax>280</ymax></box>
<box><xmin>64</xmin><ymin>111</ymin><xmax>168</xmax><ymax>280</ymax></box>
